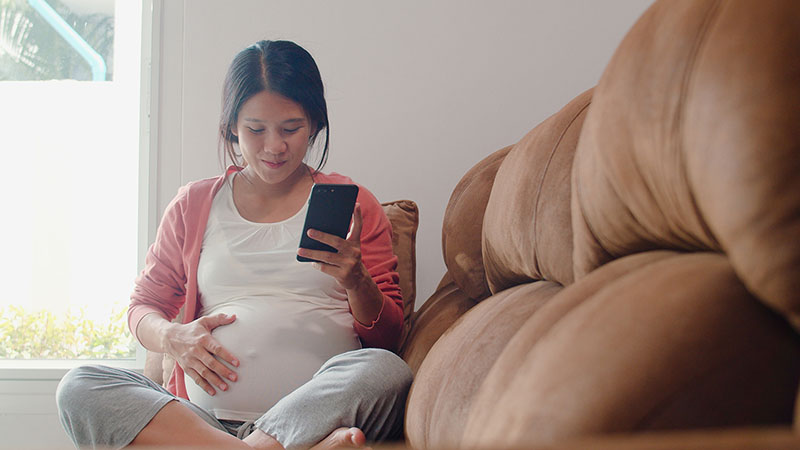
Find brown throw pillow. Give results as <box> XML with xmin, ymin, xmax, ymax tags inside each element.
<box><xmin>381</xmin><ymin>199</ymin><xmax>419</xmax><ymax>349</ymax></box>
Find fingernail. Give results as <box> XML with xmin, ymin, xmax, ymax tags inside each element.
<box><xmin>207</xmin><ymin>389</ymin><xmax>215</xmax><ymax>396</ymax></box>
<box><xmin>229</xmin><ymin>374</ymin><xmax>237</xmax><ymax>381</ymax></box>
<box><xmin>233</xmin><ymin>360</ymin><xmax>240</xmax><ymax>367</ymax></box>
<box><xmin>220</xmin><ymin>383</ymin><xmax>227</xmax><ymax>391</ymax></box>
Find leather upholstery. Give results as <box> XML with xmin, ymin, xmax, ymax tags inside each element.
<box><xmin>442</xmin><ymin>146</ymin><xmax>512</xmax><ymax>301</ymax></box>
<box><xmin>405</xmin><ymin>281</ymin><xmax>561</xmax><ymax>449</ymax></box>
<box><xmin>463</xmin><ymin>253</ymin><xmax>799</xmax><ymax>447</ymax></box>
<box><xmin>571</xmin><ymin>0</ymin><xmax>800</xmax><ymax>329</ymax></box>
<box><xmin>402</xmin><ymin>0</ymin><xmax>800</xmax><ymax>446</ymax></box>
<box><xmin>399</xmin><ymin>272</ymin><xmax>477</xmax><ymax>376</ymax></box>
<box><xmin>382</xmin><ymin>199</ymin><xmax>420</xmax><ymax>349</ymax></box>
<box><xmin>483</xmin><ymin>88</ymin><xmax>592</xmax><ymax>293</ymax></box>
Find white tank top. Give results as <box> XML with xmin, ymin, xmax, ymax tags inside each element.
<box><xmin>185</xmin><ymin>177</ymin><xmax>362</xmax><ymax>420</ymax></box>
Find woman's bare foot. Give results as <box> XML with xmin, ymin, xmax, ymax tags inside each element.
<box><xmin>310</xmin><ymin>427</ymin><xmax>367</xmax><ymax>450</ymax></box>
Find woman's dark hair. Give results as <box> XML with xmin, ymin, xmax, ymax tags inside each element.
<box><xmin>219</xmin><ymin>40</ymin><xmax>329</xmax><ymax>172</ymax></box>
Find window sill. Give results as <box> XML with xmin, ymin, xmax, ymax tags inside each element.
<box><xmin>0</xmin><ymin>359</ymin><xmax>142</xmax><ymax>380</ymax></box>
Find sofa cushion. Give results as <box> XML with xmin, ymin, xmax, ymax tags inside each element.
<box><xmin>482</xmin><ymin>88</ymin><xmax>592</xmax><ymax>293</ymax></box>
<box><xmin>464</xmin><ymin>252</ymin><xmax>800</xmax><ymax>448</ymax></box>
<box><xmin>381</xmin><ymin>199</ymin><xmax>420</xmax><ymax>348</ymax></box>
<box><xmin>463</xmin><ymin>251</ymin><xmax>677</xmax><ymax>447</ymax></box>
<box><xmin>442</xmin><ymin>146</ymin><xmax>512</xmax><ymax>300</ymax></box>
<box><xmin>405</xmin><ymin>280</ymin><xmax>562</xmax><ymax>449</ymax></box>
<box><xmin>399</xmin><ymin>272</ymin><xmax>477</xmax><ymax>375</ymax></box>
<box><xmin>571</xmin><ymin>0</ymin><xmax>800</xmax><ymax>330</ymax></box>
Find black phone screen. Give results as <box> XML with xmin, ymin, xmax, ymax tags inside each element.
<box><xmin>297</xmin><ymin>183</ymin><xmax>359</xmax><ymax>263</ymax></box>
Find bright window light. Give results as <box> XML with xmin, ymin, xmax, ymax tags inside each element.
<box><xmin>0</xmin><ymin>0</ymin><xmax>142</xmax><ymax>360</ymax></box>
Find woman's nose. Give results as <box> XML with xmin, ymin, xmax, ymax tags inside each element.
<box><xmin>263</xmin><ymin>133</ymin><xmax>287</xmax><ymax>154</ymax></box>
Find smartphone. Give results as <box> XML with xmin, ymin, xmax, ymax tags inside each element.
<box><xmin>297</xmin><ymin>183</ymin><xmax>359</xmax><ymax>263</ymax></box>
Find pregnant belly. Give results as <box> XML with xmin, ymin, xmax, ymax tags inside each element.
<box><xmin>184</xmin><ymin>298</ymin><xmax>361</xmax><ymax>421</ymax></box>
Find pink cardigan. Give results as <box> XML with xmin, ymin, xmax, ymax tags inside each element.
<box><xmin>128</xmin><ymin>167</ymin><xmax>404</xmax><ymax>399</ymax></box>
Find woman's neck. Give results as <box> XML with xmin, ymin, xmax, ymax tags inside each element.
<box><xmin>242</xmin><ymin>163</ymin><xmax>312</xmax><ymax>198</ymax></box>
<box><xmin>232</xmin><ymin>164</ymin><xmax>314</xmax><ymax>223</ymax></box>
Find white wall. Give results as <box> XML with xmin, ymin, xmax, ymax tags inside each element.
<box><xmin>0</xmin><ymin>371</ymin><xmax>70</xmax><ymax>449</ymax></box>
<box><xmin>156</xmin><ymin>0</ymin><xmax>653</xmax><ymax>307</ymax></box>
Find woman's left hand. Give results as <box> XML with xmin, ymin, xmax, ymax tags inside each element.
<box><xmin>297</xmin><ymin>203</ymin><xmax>369</xmax><ymax>290</ymax></box>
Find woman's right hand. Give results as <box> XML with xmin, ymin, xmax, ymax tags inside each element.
<box><xmin>163</xmin><ymin>313</ymin><xmax>239</xmax><ymax>396</ymax></box>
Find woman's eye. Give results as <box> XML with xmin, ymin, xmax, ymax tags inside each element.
<box><xmin>248</xmin><ymin>127</ymin><xmax>265</xmax><ymax>134</ymax></box>
<box><xmin>284</xmin><ymin>127</ymin><xmax>300</xmax><ymax>134</ymax></box>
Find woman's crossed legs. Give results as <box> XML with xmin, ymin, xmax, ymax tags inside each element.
<box><xmin>56</xmin><ymin>348</ymin><xmax>412</xmax><ymax>449</ymax></box>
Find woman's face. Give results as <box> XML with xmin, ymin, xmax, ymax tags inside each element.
<box><xmin>233</xmin><ymin>90</ymin><xmax>314</xmax><ymax>188</ymax></box>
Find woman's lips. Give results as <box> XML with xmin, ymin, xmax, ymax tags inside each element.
<box><xmin>263</xmin><ymin>160</ymin><xmax>286</xmax><ymax>169</ymax></box>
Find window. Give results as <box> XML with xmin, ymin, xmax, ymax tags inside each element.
<box><xmin>0</xmin><ymin>0</ymin><xmax>145</xmax><ymax>362</ymax></box>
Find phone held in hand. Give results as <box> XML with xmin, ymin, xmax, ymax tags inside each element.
<box><xmin>297</xmin><ymin>183</ymin><xmax>359</xmax><ymax>263</ymax></box>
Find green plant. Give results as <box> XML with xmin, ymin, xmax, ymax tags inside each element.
<box><xmin>0</xmin><ymin>303</ymin><xmax>135</xmax><ymax>359</ymax></box>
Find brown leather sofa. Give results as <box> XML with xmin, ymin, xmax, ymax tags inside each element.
<box><xmin>398</xmin><ymin>0</ymin><xmax>800</xmax><ymax>448</ymax></box>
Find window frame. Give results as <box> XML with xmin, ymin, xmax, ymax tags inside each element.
<box><xmin>0</xmin><ymin>0</ymin><xmax>159</xmax><ymax>381</ymax></box>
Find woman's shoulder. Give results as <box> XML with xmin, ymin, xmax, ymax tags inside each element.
<box><xmin>183</xmin><ymin>174</ymin><xmax>226</xmax><ymax>195</ymax></box>
<box><xmin>165</xmin><ymin>172</ymin><xmax>228</xmax><ymax>213</ymax></box>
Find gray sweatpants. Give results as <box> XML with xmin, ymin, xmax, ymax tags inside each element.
<box><xmin>56</xmin><ymin>348</ymin><xmax>412</xmax><ymax>449</ymax></box>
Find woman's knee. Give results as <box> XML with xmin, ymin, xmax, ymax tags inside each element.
<box><xmin>369</xmin><ymin>349</ymin><xmax>412</xmax><ymax>390</ymax></box>
<box><xmin>337</xmin><ymin>348</ymin><xmax>413</xmax><ymax>394</ymax></box>
<box><xmin>56</xmin><ymin>365</ymin><xmax>106</xmax><ymax>414</ymax></box>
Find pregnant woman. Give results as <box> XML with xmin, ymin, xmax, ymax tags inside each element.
<box><xmin>56</xmin><ymin>40</ymin><xmax>412</xmax><ymax>450</ymax></box>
